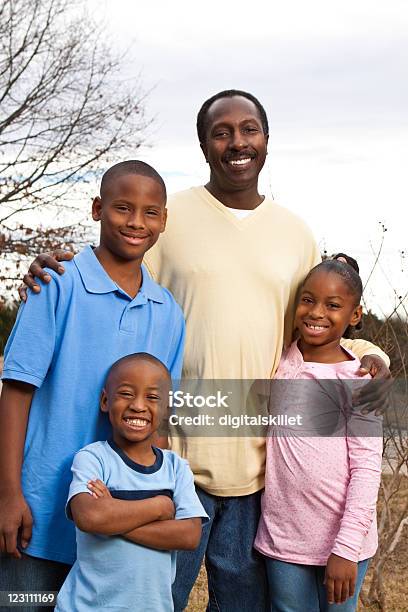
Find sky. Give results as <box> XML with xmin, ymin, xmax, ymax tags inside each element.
<box><xmin>87</xmin><ymin>0</ymin><xmax>408</xmax><ymax>316</ymax></box>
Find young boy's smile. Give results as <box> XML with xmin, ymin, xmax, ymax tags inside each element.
<box><xmin>92</xmin><ymin>173</ymin><xmax>167</xmax><ymax>263</ymax></box>
<box><xmin>100</xmin><ymin>356</ymin><xmax>171</xmax><ymax>461</ymax></box>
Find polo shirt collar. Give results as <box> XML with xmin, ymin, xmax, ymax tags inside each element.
<box><xmin>139</xmin><ymin>263</ymin><xmax>165</xmax><ymax>303</ymax></box>
<box><xmin>74</xmin><ymin>245</ymin><xmax>164</xmax><ymax>303</ymax></box>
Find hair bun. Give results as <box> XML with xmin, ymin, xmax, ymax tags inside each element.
<box><xmin>332</xmin><ymin>252</ymin><xmax>359</xmax><ymax>274</ymax></box>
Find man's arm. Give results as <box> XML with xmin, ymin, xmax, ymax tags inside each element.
<box><xmin>0</xmin><ymin>381</ymin><xmax>35</xmax><ymax>558</ymax></box>
<box><xmin>123</xmin><ymin>517</ymin><xmax>202</xmax><ymax>550</ymax></box>
<box><xmin>69</xmin><ymin>492</ymin><xmax>175</xmax><ymax>535</ymax></box>
<box><xmin>341</xmin><ymin>338</ymin><xmax>392</xmax><ymax>413</ymax></box>
<box><xmin>341</xmin><ymin>338</ymin><xmax>389</xmax><ymax>368</ymax></box>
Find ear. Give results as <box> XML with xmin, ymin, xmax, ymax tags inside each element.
<box><xmin>100</xmin><ymin>389</ymin><xmax>109</xmax><ymax>413</ymax></box>
<box><xmin>265</xmin><ymin>133</ymin><xmax>269</xmax><ymax>152</ymax></box>
<box><xmin>160</xmin><ymin>207</ymin><xmax>167</xmax><ymax>234</ymax></box>
<box><xmin>349</xmin><ymin>304</ymin><xmax>363</xmax><ymax>328</ymax></box>
<box><xmin>92</xmin><ymin>197</ymin><xmax>102</xmax><ymax>221</ymax></box>
<box><xmin>200</xmin><ymin>141</ymin><xmax>209</xmax><ymax>163</ymax></box>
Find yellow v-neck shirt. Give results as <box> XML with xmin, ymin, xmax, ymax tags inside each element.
<box><xmin>144</xmin><ymin>186</ymin><xmax>387</xmax><ymax>495</ymax></box>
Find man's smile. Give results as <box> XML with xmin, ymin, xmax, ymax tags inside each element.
<box><xmin>227</xmin><ymin>158</ymin><xmax>253</xmax><ymax>169</ymax></box>
<box><xmin>224</xmin><ymin>152</ymin><xmax>256</xmax><ymax>171</ymax></box>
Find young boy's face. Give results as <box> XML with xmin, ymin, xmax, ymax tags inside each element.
<box><xmin>101</xmin><ymin>359</ymin><xmax>170</xmax><ymax>446</ymax></box>
<box><xmin>92</xmin><ymin>173</ymin><xmax>167</xmax><ymax>262</ymax></box>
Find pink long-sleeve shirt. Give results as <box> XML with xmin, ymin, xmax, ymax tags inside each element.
<box><xmin>254</xmin><ymin>341</ymin><xmax>382</xmax><ymax>565</ymax></box>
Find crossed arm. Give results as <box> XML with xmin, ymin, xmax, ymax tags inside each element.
<box><xmin>70</xmin><ymin>481</ymin><xmax>202</xmax><ymax>551</ymax></box>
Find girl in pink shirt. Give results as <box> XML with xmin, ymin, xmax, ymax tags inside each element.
<box><xmin>255</xmin><ymin>255</ymin><xmax>382</xmax><ymax>611</ymax></box>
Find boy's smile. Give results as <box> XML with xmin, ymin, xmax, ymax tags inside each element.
<box><xmin>92</xmin><ymin>173</ymin><xmax>167</xmax><ymax>263</ymax></box>
<box><xmin>101</xmin><ymin>359</ymin><xmax>170</xmax><ymax>457</ymax></box>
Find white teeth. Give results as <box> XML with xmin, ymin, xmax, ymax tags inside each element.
<box><xmin>229</xmin><ymin>158</ymin><xmax>251</xmax><ymax>166</ymax></box>
<box><xmin>125</xmin><ymin>418</ymin><xmax>148</xmax><ymax>427</ymax></box>
<box><xmin>306</xmin><ymin>323</ymin><xmax>326</xmax><ymax>330</ymax></box>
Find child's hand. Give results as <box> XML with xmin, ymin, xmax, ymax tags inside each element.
<box><xmin>324</xmin><ymin>553</ymin><xmax>358</xmax><ymax>604</ymax></box>
<box><xmin>156</xmin><ymin>495</ymin><xmax>176</xmax><ymax>520</ymax></box>
<box><xmin>87</xmin><ymin>479</ymin><xmax>112</xmax><ymax>499</ymax></box>
<box><xmin>0</xmin><ymin>489</ymin><xmax>33</xmax><ymax>558</ymax></box>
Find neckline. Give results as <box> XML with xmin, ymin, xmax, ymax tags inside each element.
<box><xmin>292</xmin><ymin>340</ymin><xmax>358</xmax><ymax>369</ymax></box>
<box><xmin>107</xmin><ymin>439</ymin><xmax>163</xmax><ymax>474</ymax></box>
<box><xmin>195</xmin><ymin>185</ymin><xmax>271</xmax><ymax>229</ymax></box>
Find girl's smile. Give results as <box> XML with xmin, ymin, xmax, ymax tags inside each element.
<box><xmin>295</xmin><ymin>269</ymin><xmax>362</xmax><ymax>362</ymax></box>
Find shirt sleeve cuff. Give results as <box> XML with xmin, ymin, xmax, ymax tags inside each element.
<box><xmin>1</xmin><ymin>368</ymin><xmax>44</xmax><ymax>388</ymax></box>
<box><xmin>65</xmin><ymin>486</ymin><xmax>92</xmax><ymax>520</ymax></box>
<box><xmin>331</xmin><ymin>543</ymin><xmax>360</xmax><ymax>563</ymax></box>
<box><xmin>175</xmin><ymin>509</ymin><xmax>210</xmax><ymax>524</ymax></box>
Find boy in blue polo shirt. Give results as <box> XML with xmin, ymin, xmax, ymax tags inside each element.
<box><xmin>0</xmin><ymin>161</ymin><xmax>185</xmax><ymax>595</ymax></box>
<box><xmin>56</xmin><ymin>352</ymin><xmax>207</xmax><ymax>612</ymax></box>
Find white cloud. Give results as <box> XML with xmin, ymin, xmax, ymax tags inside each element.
<box><xmin>87</xmin><ymin>0</ymin><xmax>408</xmax><ymax>314</ymax></box>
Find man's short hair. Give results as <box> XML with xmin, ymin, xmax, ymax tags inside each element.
<box><xmin>100</xmin><ymin>160</ymin><xmax>167</xmax><ymax>201</ymax></box>
<box><xmin>196</xmin><ymin>89</ymin><xmax>269</xmax><ymax>145</ymax></box>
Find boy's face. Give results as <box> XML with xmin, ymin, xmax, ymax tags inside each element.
<box><xmin>101</xmin><ymin>359</ymin><xmax>170</xmax><ymax>446</ymax></box>
<box><xmin>92</xmin><ymin>174</ymin><xmax>167</xmax><ymax>262</ymax></box>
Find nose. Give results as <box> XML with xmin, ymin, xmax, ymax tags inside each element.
<box><xmin>126</xmin><ymin>209</ymin><xmax>145</xmax><ymax>229</ymax></box>
<box><xmin>230</xmin><ymin>127</ymin><xmax>247</xmax><ymax>150</ymax></box>
<box><xmin>309</xmin><ymin>302</ymin><xmax>326</xmax><ymax>318</ymax></box>
<box><xmin>129</xmin><ymin>394</ymin><xmax>146</xmax><ymax>412</ymax></box>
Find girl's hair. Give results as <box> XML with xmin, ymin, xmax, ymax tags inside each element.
<box><xmin>302</xmin><ymin>252</ymin><xmax>363</xmax><ymax>339</ymax></box>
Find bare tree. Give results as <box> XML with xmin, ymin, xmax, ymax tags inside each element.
<box><xmin>359</xmin><ymin>310</ymin><xmax>408</xmax><ymax>611</ymax></box>
<box><xmin>356</xmin><ymin>232</ymin><xmax>408</xmax><ymax>611</ymax></box>
<box><xmin>0</xmin><ymin>0</ymin><xmax>148</xmax><ymax>290</ymax></box>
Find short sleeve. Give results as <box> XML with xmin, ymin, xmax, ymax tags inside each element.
<box><xmin>167</xmin><ymin>304</ymin><xmax>185</xmax><ymax>381</ymax></box>
<box><xmin>2</xmin><ymin>271</ymin><xmax>61</xmax><ymax>388</ymax></box>
<box><xmin>66</xmin><ymin>448</ymin><xmax>104</xmax><ymax>520</ymax></box>
<box><xmin>172</xmin><ymin>457</ymin><xmax>209</xmax><ymax>523</ymax></box>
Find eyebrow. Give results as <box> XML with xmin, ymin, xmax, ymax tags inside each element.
<box><xmin>211</xmin><ymin>117</ymin><xmax>262</xmax><ymax>128</ymax></box>
<box><xmin>301</xmin><ymin>291</ymin><xmax>344</xmax><ymax>300</ymax></box>
<box><xmin>112</xmin><ymin>200</ymin><xmax>162</xmax><ymax>207</ymax></box>
<box><xmin>117</xmin><ymin>383</ymin><xmax>162</xmax><ymax>389</ymax></box>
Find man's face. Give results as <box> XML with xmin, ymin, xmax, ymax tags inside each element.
<box><xmin>201</xmin><ymin>96</ymin><xmax>268</xmax><ymax>193</ymax></box>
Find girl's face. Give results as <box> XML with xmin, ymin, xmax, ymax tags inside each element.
<box><xmin>295</xmin><ymin>270</ymin><xmax>362</xmax><ymax>347</ymax></box>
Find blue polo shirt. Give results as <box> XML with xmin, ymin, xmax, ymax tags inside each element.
<box><xmin>56</xmin><ymin>441</ymin><xmax>208</xmax><ymax>611</ymax></box>
<box><xmin>2</xmin><ymin>246</ymin><xmax>185</xmax><ymax>564</ymax></box>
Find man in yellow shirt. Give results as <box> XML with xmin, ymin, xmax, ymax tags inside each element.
<box><xmin>22</xmin><ymin>90</ymin><xmax>390</xmax><ymax>611</ymax></box>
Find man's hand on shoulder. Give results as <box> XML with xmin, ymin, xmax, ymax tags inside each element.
<box><xmin>19</xmin><ymin>249</ymin><xmax>75</xmax><ymax>302</ymax></box>
<box><xmin>354</xmin><ymin>354</ymin><xmax>393</xmax><ymax>415</ymax></box>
